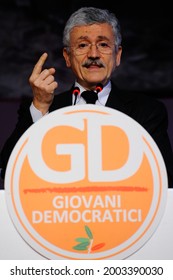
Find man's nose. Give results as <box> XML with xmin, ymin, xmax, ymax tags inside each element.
<box><xmin>87</xmin><ymin>44</ymin><xmax>100</xmax><ymax>57</ymax></box>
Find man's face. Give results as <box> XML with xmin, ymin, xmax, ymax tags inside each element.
<box><xmin>63</xmin><ymin>23</ymin><xmax>122</xmax><ymax>89</ymax></box>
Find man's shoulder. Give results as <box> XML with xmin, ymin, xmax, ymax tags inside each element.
<box><xmin>113</xmin><ymin>85</ymin><xmax>165</xmax><ymax>110</ymax></box>
<box><xmin>110</xmin><ymin>82</ymin><xmax>167</xmax><ymax>119</ymax></box>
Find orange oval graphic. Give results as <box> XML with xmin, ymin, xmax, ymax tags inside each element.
<box><xmin>5</xmin><ymin>105</ymin><xmax>167</xmax><ymax>259</ymax></box>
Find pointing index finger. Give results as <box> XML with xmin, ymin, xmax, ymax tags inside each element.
<box><xmin>32</xmin><ymin>52</ymin><xmax>48</xmax><ymax>76</ymax></box>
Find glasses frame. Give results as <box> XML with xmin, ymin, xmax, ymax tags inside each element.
<box><xmin>67</xmin><ymin>41</ymin><xmax>116</xmax><ymax>56</ymax></box>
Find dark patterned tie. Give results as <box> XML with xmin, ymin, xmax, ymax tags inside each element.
<box><xmin>81</xmin><ymin>90</ymin><xmax>98</xmax><ymax>104</ymax></box>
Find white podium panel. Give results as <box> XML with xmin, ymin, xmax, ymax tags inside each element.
<box><xmin>1</xmin><ymin>105</ymin><xmax>171</xmax><ymax>260</ymax></box>
<box><xmin>0</xmin><ymin>189</ymin><xmax>173</xmax><ymax>260</ymax></box>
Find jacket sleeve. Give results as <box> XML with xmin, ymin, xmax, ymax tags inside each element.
<box><xmin>142</xmin><ymin>101</ymin><xmax>173</xmax><ymax>188</ymax></box>
<box><xmin>0</xmin><ymin>98</ymin><xmax>33</xmax><ymax>179</ymax></box>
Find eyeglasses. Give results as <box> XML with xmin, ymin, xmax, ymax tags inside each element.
<box><xmin>69</xmin><ymin>41</ymin><xmax>115</xmax><ymax>55</ymax></box>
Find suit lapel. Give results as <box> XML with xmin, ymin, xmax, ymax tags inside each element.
<box><xmin>49</xmin><ymin>88</ymin><xmax>73</xmax><ymax>112</ymax></box>
<box><xmin>105</xmin><ymin>83</ymin><xmax>128</xmax><ymax>114</ymax></box>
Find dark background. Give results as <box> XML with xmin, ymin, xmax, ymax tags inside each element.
<box><xmin>0</xmin><ymin>1</ymin><xmax>173</xmax><ymax>186</ymax></box>
<box><xmin>1</xmin><ymin>0</ymin><xmax>173</xmax><ymax>98</ymax></box>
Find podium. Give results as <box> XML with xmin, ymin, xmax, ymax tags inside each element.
<box><xmin>1</xmin><ymin>105</ymin><xmax>171</xmax><ymax>259</ymax></box>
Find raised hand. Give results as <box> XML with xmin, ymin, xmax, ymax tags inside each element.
<box><xmin>29</xmin><ymin>52</ymin><xmax>58</xmax><ymax>115</ymax></box>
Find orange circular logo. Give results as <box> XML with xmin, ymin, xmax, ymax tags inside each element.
<box><xmin>5</xmin><ymin>105</ymin><xmax>167</xmax><ymax>259</ymax></box>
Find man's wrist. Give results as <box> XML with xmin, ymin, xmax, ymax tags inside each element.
<box><xmin>30</xmin><ymin>102</ymin><xmax>49</xmax><ymax>122</ymax></box>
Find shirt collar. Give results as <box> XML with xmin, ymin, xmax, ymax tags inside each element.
<box><xmin>74</xmin><ymin>81</ymin><xmax>111</xmax><ymax>101</ymax></box>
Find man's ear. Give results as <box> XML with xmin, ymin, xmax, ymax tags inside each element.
<box><xmin>115</xmin><ymin>46</ymin><xmax>122</xmax><ymax>67</ymax></box>
<box><xmin>63</xmin><ymin>48</ymin><xmax>71</xmax><ymax>68</ymax></box>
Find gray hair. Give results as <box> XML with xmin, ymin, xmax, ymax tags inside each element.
<box><xmin>63</xmin><ymin>7</ymin><xmax>122</xmax><ymax>50</ymax></box>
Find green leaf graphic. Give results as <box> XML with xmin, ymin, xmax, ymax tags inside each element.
<box><xmin>73</xmin><ymin>241</ymin><xmax>89</xmax><ymax>251</ymax></box>
<box><xmin>75</xmin><ymin>237</ymin><xmax>90</xmax><ymax>243</ymax></box>
<box><xmin>73</xmin><ymin>226</ymin><xmax>94</xmax><ymax>251</ymax></box>
<box><xmin>85</xmin><ymin>225</ymin><xmax>93</xmax><ymax>239</ymax></box>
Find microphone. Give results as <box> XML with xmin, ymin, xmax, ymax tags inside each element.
<box><xmin>72</xmin><ymin>87</ymin><xmax>80</xmax><ymax>105</ymax></box>
<box><xmin>72</xmin><ymin>84</ymin><xmax>103</xmax><ymax>105</ymax></box>
<box><xmin>95</xmin><ymin>83</ymin><xmax>103</xmax><ymax>94</ymax></box>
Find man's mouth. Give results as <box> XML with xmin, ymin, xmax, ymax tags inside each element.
<box><xmin>85</xmin><ymin>63</ymin><xmax>103</xmax><ymax>68</ymax></box>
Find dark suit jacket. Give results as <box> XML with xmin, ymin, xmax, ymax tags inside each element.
<box><xmin>1</xmin><ymin>82</ymin><xmax>173</xmax><ymax>187</ymax></box>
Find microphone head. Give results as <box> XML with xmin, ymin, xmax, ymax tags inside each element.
<box><xmin>95</xmin><ymin>83</ymin><xmax>103</xmax><ymax>93</ymax></box>
<box><xmin>72</xmin><ymin>87</ymin><xmax>80</xmax><ymax>96</ymax></box>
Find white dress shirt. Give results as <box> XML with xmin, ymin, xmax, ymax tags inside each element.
<box><xmin>30</xmin><ymin>81</ymin><xmax>111</xmax><ymax>122</ymax></box>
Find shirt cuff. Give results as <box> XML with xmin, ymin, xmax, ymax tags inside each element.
<box><xmin>30</xmin><ymin>102</ymin><xmax>49</xmax><ymax>122</ymax></box>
